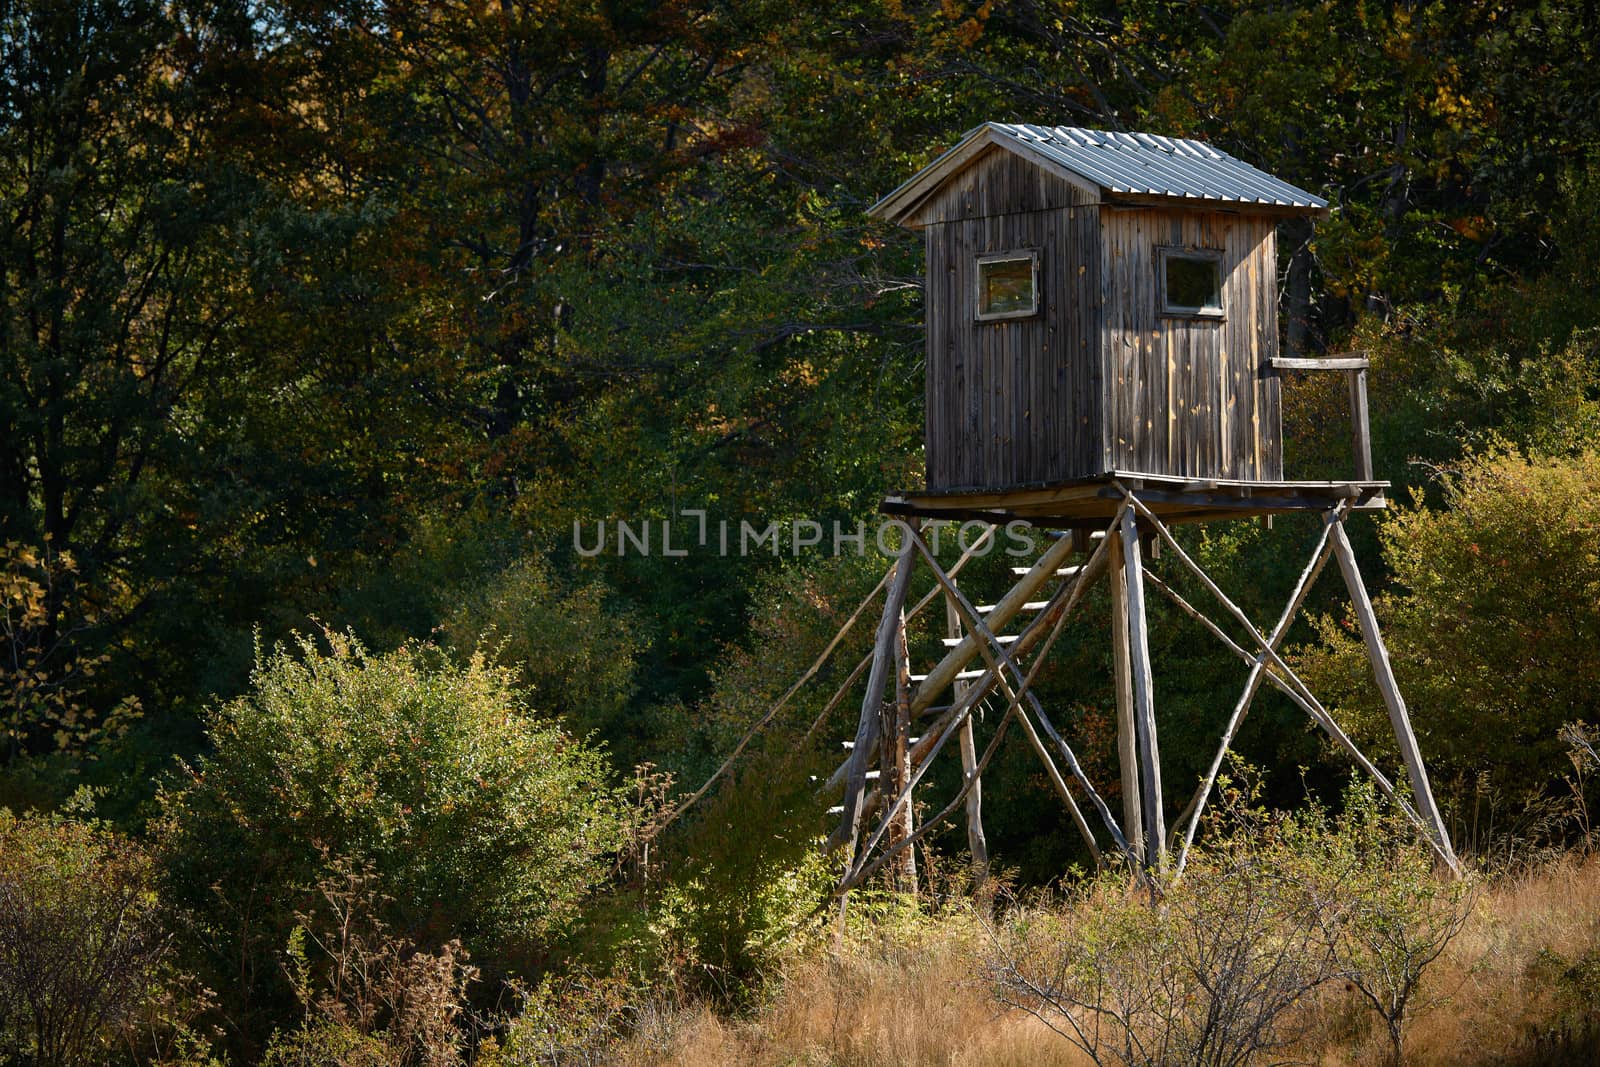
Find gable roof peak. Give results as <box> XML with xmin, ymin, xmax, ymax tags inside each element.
<box><xmin>870</xmin><ymin>122</ymin><xmax>1328</xmax><ymax>227</ymax></box>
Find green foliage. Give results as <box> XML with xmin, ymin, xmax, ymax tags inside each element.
<box><xmin>580</xmin><ymin>555</ymin><xmax>885</xmax><ymax>1003</ymax></box>
<box><xmin>1296</xmin><ymin>449</ymin><xmax>1600</xmax><ymax>838</ymax></box>
<box><xmin>1</xmin><ymin>540</ymin><xmax>141</xmax><ymax>772</ymax></box>
<box><xmin>485</xmin><ymin>972</ymin><xmax>641</xmax><ymax>1067</ymax></box>
<box><xmin>0</xmin><ymin>804</ymin><xmax>173</xmax><ymax>1067</ymax></box>
<box><xmin>155</xmin><ymin>631</ymin><xmax>626</xmax><ymax>1036</ymax></box>
<box><xmin>441</xmin><ymin>555</ymin><xmax>643</xmax><ymax>743</ymax></box>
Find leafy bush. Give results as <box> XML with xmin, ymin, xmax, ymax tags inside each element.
<box><xmin>156</xmin><ymin>630</ymin><xmax>627</xmax><ymax>1035</ymax></box>
<box><xmin>1276</xmin><ymin>781</ymin><xmax>1477</xmax><ymax>1064</ymax></box>
<box><xmin>485</xmin><ymin>972</ymin><xmax>642</xmax><ymax>1067</ymax></box>
<box><xmin>1295</xmin><ymin>448</ymin><xmax>1600</xmax><ymax>842</ymax></box>
<box><xmin>0</xmin><ymin>805</ymin><xmax>171</xmax><ymax>1067</ymax></box>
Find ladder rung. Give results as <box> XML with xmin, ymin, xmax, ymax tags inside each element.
<box><xmin>976</xmin><ymin>600</ymin><xmax>1048</xmax><ymax>613</ymax></box>
<box><xmin>864</xmin><ymin>770</ymin><xmax>880</xmax><ymax>780</ymax></box>
<box><xmin>912</xmin><ymin>669</ymin><xmax>986</xmax><ymax>683</ymax></box>
<box><xmin>842</xmin><ymin>736</ymin><xmax>919</xmax><ymax>751</ymax></box>
<box><xmin>1011</xmin><ymin>564</ymin><xmax>1084</xmax><ymax>578</ymax></box>
<box><xmin>1091</xmin><ymin>530</ymin><xmax>1106</xmax><ymax>539</ymax></box>
<box><xmin>940</xmin><ymin>634</ymin><xmax>1017</xmax><ymax>647</ymax></box>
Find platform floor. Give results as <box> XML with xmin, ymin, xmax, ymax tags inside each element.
<box><xmin>881</xmin><ymin>470</ymin><xmax>1387</xmax><ymax>527</ymax></box>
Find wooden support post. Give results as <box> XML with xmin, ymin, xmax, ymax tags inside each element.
<box><xmin>944</xmin><ymin>600</ymin><xmax>988</xmax><ymax>885</ymax></box>
<box><xmin>1119</xmin><ymin>507</ymin><xmax>1166</xmax><ymax>870</ymax></box>
<box><xmin>911</xmin><ymin>520</ymin><xmax>1133</xmax><ymax>860</ymax></box>
<box><xmin>1348</xmin><ymin>367</ymin><xmax>1373</xmax><ymax>482</ymax></box>
<box><xmin>1108</xmin><ymin>526</ymin><xmax>1144</xmax><ymax>865</ymax></box>
<box><xmin>821</xmin><ymin>525</ymin><xmax>997</xmax><ymax>795</ymax></box>
<box><xmin>1329</xmin><ymin>518</ymin><xmax>1458</xmax><ymax>869</ymax></box>
<box><xmin>836</xmin><ymin>521</ymin><xmax>919</xmax><ymax>860</ymax></box>
<box><xmin>890</xmin><ymin>606</ymin><xmax>917</xmax><ymax>894</ymax></box>
<box><xmin>1139</xmin><ymin>556</ymin><xmax>1459</xmax><ymax>872</ymax></box>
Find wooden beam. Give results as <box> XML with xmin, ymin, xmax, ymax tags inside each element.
<box><xmin>1269</xmin><ymin>356</ymin><xmax>1370</xmax><ymax>371</ymax></box>
<box><xmin>1127</xmin><ymin>505</ymin><xmax>1459</xmax><ymax>873</ymax></box>
<box><xmin>1120</xmin><ymin>507</ymin><xmax>1166</xmax><ymax>869</ymax></box>
<box><xmin>835</xmin><ymin>525</ymin><xmax>919</xmax><ymax>857</ymax></box>
<box><xmin>820</xmin><ymin>524</ymin><xmax>997</xmax><ymax>794</ymax></box>
<box><xmin>1347</xmin><ymin>366</ymin><xmax>1374</xmax><ymax>482</ymax></box>
<box><xmin>1141</xmin><ymin>570</ymin><xmax>1436</xmax><ymax>841</ymax></box>
<box><xmin>1108</xmin><ymin>526</ymin><xmax>1144</xmax><ymax>863</ymax></box>
<box><xmin>905</xmin><ymin>521</ymin><xmax>1082</xmax><ymax>717</ymax></box>
<box><xmin>944</xmin><ymin>601</ymin><xmax>989</xmax><ymax>885</ymax></box>
<box><xmin>920</xmin><ymin>548</ymin><xmax>1104</xmax><ymax>869</ymax></box>
<box><xmin>840</xmin><ymin>510</ymin><xmax>1131</xmax><ymax>892</ymax></box>
<box><xmin>668</xmin><ymin>563</ymin><xmax>893</xmax><ymax>828</ymax></box>
<box><xmin>824</xmin><ymin>513</ymin><xmax>1114</xmax><ymax>798</ymax></box>
<box><xmin>839</xmin><ymin>697</ymin><xmax>1018</xmax><ymax>894</ymax></box>
<box><xmin>1098</xmin><ymin>485</ymin><xmax>1373</xmax><ymax>511</ymax></box>
<box><xmin>1329</xmin><ymin>519</ymin><xmax>1458</xmax><ymax>870</ymax></box>
<box><xmin>890</xmin><ymin>605</ymin><xmax>917</xmax><ymax>894</ymax></box>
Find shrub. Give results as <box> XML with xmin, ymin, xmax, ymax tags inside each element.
<box><xmin>156</xmin><ymin>630</ymin><xmax>626</xmax><ymax>1036</ymax></box>
<box><xmin>1295</xmin><ymin>447</ymin><xmax>1600</xmax><ymax>845</ymax></box>
<box><xmin>987</xmin><ymin>775</ymin><xmax>1474</xmax><ymax>1067</ymax></box>
<box><xmin>485</xmin><ymin>972</ymin><xmax>642</xmax><ymax>1067</ymax></box>
<box><xmin>0</xmin><ymin>805</ymin><xmax>170</xmax><ymax>1067</ymax></box>
<box><xmin>1277</xmin><ymin>781</ymin><xmax>1477</xmax><ymax>1065</ymax></box>
<box><xmin>440</xmin><ymin>555</ymin><xmax>643</xmax><ymax>742</ymax></box>
<box><xmin>987</xmin><ymin>853</ymin><xmax>1334</xmax><ymax>1067</ymax></box>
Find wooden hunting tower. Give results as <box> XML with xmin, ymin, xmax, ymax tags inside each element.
<box><xmin>799</xmin><ymin>124</ymin><xmax>1459</xmax><ymax>902</ymax></box>
<box><xmin>870</xmin><ymin>123</ymin><xmax>1334</xmax><ymax>501</ymax></box>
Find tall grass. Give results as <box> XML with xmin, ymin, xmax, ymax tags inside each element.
<box><xmin>611</xmin><ymin>854</ymin><xmax>1600</xmax><ymax>1067</ymax></box>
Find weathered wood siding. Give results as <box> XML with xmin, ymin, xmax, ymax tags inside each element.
<box><xmin>1098</xmin><ymin>208</ymin><xmax>1281</xmax><ymax>480</ymax></box>
<box><xmin>921</xmin><ymin>148</ymin><xmax>1104</xmax><ymax>491</ymax></box>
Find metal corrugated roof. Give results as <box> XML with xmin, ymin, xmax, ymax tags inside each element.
<box><xmin>869</xmin><ymin>123</ymin><xmax>1327</xmax><ymax>225</ymax></box>
<box><xmin>997</xmin><ymin>124</ymin><xmax>1326</xmax><ymax>209</ymax></box>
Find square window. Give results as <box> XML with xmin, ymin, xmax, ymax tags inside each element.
<box><xmin>1159</xmin><ymin>248</ymin><xmax>1224</xmax><ymax>318</ymax></box>
<box><xmin>975</xmin><ymin>252</ymin><xmax>1038</xmax><ymax>321</ymax></box>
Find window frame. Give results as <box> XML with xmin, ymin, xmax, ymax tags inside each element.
<box><xmin>973</xmin><ymin>250</ymin><xmax>1041</xmax><ymax>323</ymax></box>
<box><xmin>1157</xmin><ymin>246</ymin><xmax>1226</xmax><ymax>320</ymax></box>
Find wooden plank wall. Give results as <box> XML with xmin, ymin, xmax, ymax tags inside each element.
<box><xmin>919</xmin><ymin>148</ymin><xmax>1103</xmax><ymax>491</ymax></box>
<box><xmin>1099</xmin><ymin>208</ymin><xmax>1282</xmax><ymax>481</ymax></box>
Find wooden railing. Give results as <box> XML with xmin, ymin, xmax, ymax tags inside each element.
<box><xmin>1269</xmin><ymin>353</ymin><xmax>1373</xmax><ymax>482</ymax></box>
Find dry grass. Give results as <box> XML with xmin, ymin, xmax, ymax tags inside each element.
<box><xmin>610</xmin><ymin>855</ymin><xmax>1600</xmax><ymax>1067</ymax></box>
<box><xmin>1380</xmin><ymin>852</ymin><xmax>1600</xmax><ymax>1065</ymax></box>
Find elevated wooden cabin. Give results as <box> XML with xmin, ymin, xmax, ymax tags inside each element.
<box><xmin>870</xmin><ymin>124</ymin><xmax>1375</xmax><ymax>523</ymax></box>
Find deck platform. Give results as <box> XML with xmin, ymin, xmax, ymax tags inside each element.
<box><xmin>881</xmin><ymin>470</ymin><xmax>1387</xmax><ymax>528</ymax></box>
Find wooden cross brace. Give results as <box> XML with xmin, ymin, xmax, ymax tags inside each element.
<box><xmin>829</xmin><ymin>486</ymin><xmax>1460</xmax><ymax>908</ymax></box>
